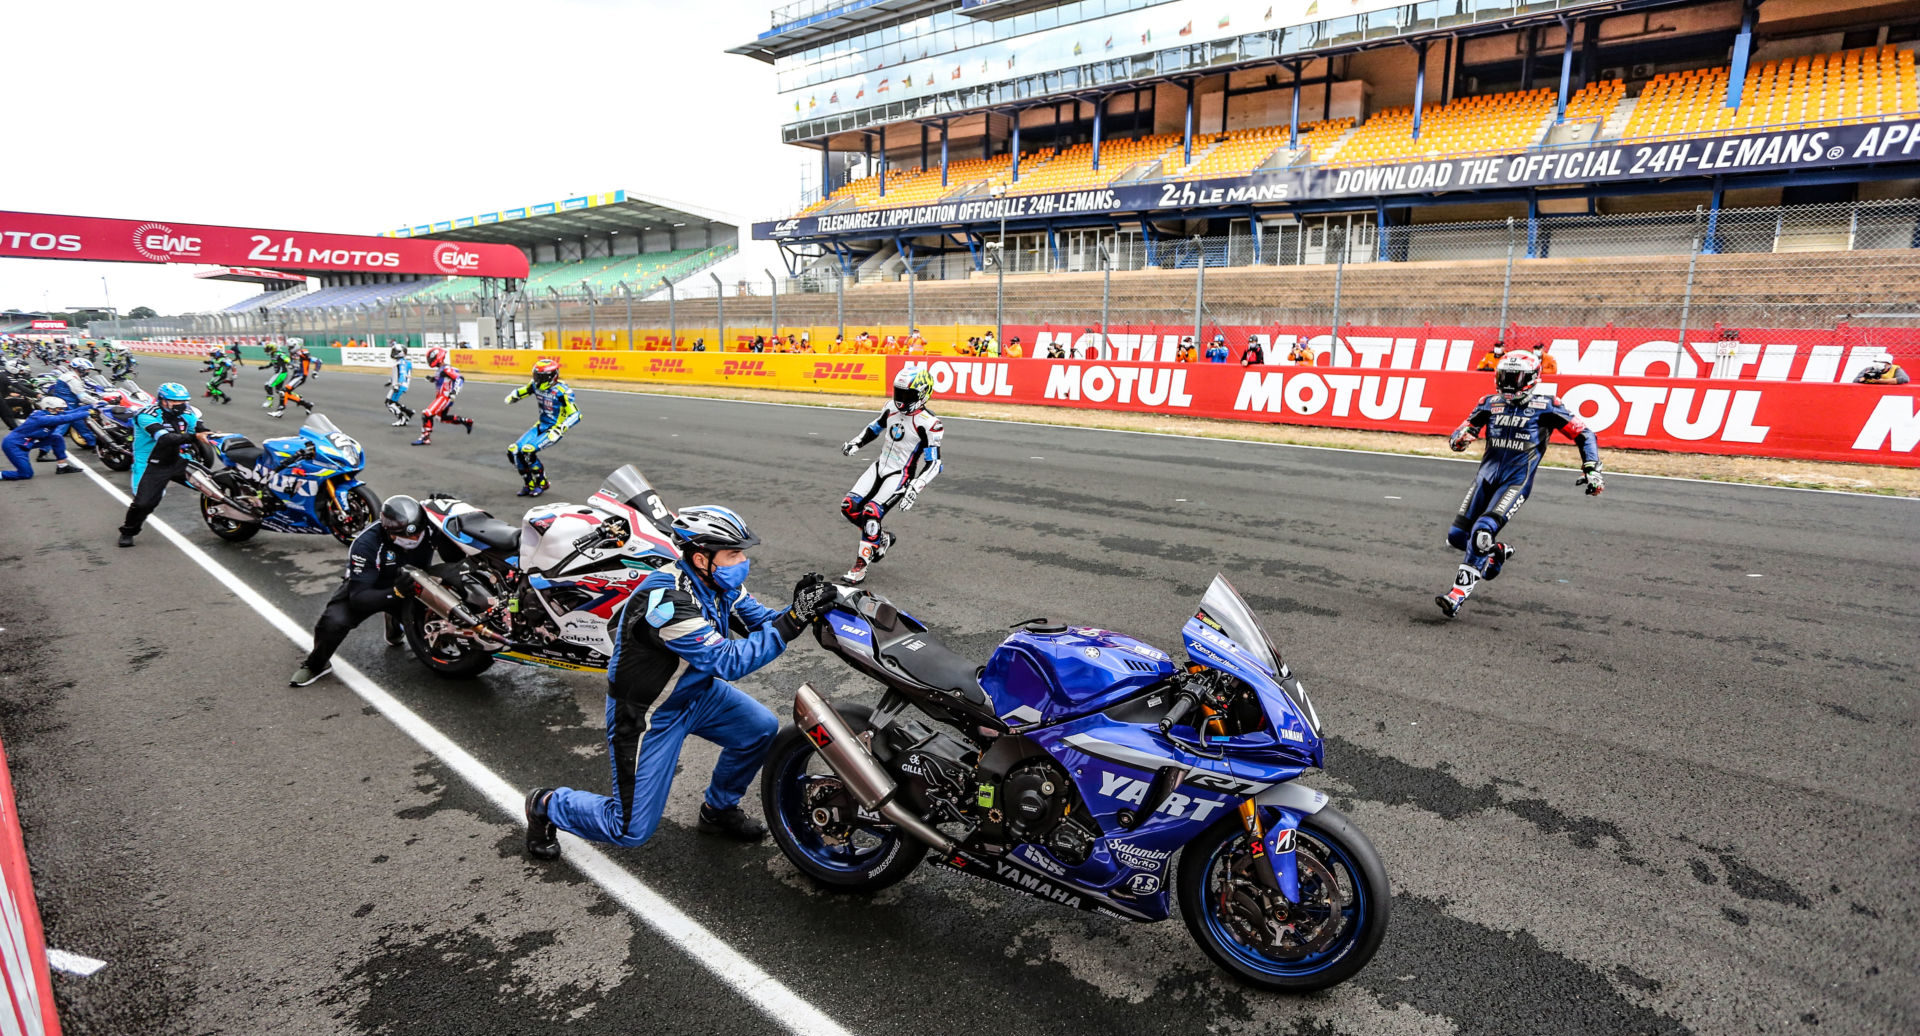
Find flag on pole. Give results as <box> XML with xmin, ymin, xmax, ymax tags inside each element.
<box><xmin>1179</xmin><ymin>20</ymin><xmax>1193</xmax><ymax>36</ymax></box>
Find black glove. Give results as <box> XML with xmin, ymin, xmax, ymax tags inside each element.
<box><xmin>775</xmin><ymin>573</ymin><xmax>834</xmax><ymax>638</ymax></box>
<box><xmin>1576</xmin><ymin>461</ymin><xmax>1604</xmax><ymax>496</ymax></box>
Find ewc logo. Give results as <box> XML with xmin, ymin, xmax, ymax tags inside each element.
<box><xmin>432</xmin><ymin>242</ymin><xmax>482</xmax><ymax>274</ymax></box>
<box><xmin>132</xmin><ymin>223</ymin><xmax>202</xmax><ymax>261</ymax></box>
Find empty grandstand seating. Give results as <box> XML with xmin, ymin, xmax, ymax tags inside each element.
<box><xmin>1623</xmin><ymin>45</ymin><xmax>1918</xmax><ymax>140</ymax></box>
<box><xmin>276</xmin><ymin>281</ymin><xmax>427</xmax><ymax>311</ymax></box>
<box><xmin>1182</xmin><ymin>119</ymin><xmax>1355</xmax><ymax>177</ymax></box>
<box><xmin>407</xmin><ymin>245</ymin><xmax>738</xmax><ymax>301</ymax></box>
<box><xmin>221</xmin><ymin>287</ymin><xmax>310</xmax><ymax>313</ymax></box>
<box><xmin>1326</xmin><ymin>84</ymin><xmax>1619</xmax><ymax>165</ymax></box>
<box><xmin>1006</xmin><ymin>135</ymin><xmax>1180</xmax><ymax>195</ymax></box>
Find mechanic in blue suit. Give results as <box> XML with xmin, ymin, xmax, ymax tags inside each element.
<box><xmin>524</xmin><ymin>506</ymin><xmax>837</xmax><ymax>858</ymax></box>
<box><xmin>44</xmin><ymin>358</ymin><xmax>102</xmax><ymax>452</ymax></box>
<box><xmin>1436</xmin><ymin>351</ymin><xmax>1603</xmax><ymax>619</ymax></box>
<box><xmin>117</xmin><ymin>383</ymin><xmax>210</xmax><ymax>548</ymax></box>
<box><xmin>1</xmin><ymin>397</ymin><xmax>94</xmax><ymax>480</ymax></box>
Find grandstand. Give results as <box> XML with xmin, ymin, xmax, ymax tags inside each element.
<box><xmin>737</xmin><ymin>0</ymin><xmax>1920</xmax><ymax>279</ymax></box>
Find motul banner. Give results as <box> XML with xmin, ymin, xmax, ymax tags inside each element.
<box><xmin>888</xmin><ymin>356</ymin><xmax>1920</xmax><ymax>467</ymax></box>
<box><xmin>0</xmin><ymin>210</ymin><xmax>529</xmax><ymax>278</ymax></box>
<box><xmin>1007</xmin><ymin>323</ymin><xmax>1920</xmax><ymax>381</ymax></box>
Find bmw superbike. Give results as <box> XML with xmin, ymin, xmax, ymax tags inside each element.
<box><xmin>760</xmin><ymin>576</ymin><xmax>1389</xmax><ymax>992</ymax></box>
<box><xmin>76</xmin><ymin>379</ymin><xmax>153</xmax><ymax>472</ymax></box>
<box><xmin>399</xmin><ymin>464</ymin><xmax>678</xmax><ymax>678</ymax></box>
<box><xmin>185</xmin><ymin>413</ymin><xmax>380</xmax><ymax>544</ymax></box>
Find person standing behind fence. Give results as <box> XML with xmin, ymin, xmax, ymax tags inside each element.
<box><xmin>1286</xmin><ymin>341</ymin><xmax>1316</xmax><ymax>366</ymax></box>
<box><xmin>1855</xmin><ymin>355</ymin><xmax>1910</xmax><ymax>384</ymax></box>
<box><xmin>1476</xmin><ymin>341</ymin><xmax>1507</xmax><ymax>371</ymax></box>
<box><xmin>1240</xmin><ymin>338</ymin><xmax>1265</xmax><ymax>366</ymax></box>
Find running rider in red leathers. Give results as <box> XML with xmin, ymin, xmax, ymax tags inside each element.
<box><xmin>1437</xmin><ymin>352</ymin><xmax>1603</xmax><ymax>619</ymax></box>
<box><xmin>411</xmin><ymin>347</ymin><xmax>474</xmax><ymax>446</ymax></box>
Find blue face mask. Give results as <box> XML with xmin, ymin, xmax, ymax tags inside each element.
<box><xmin>708</xmin><ymin>557</ymin><xmax>751</xmax><ymax>593</ymax></box>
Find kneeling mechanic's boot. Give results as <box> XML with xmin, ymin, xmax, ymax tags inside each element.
<box><xmin>525</xmin><ymin>788</ymin><xmax>562</xmax><ymax>860</ymax></box>
<box><xmin>698</xmin><ymin>803</ymin><xmax>767</xmax><ymax>842</ymax></box>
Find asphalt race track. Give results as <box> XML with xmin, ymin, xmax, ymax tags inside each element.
<box><xmin>1</xmin><ymin>355</ymin><xmax>1913</xmax><ymax>1036</ymax></box>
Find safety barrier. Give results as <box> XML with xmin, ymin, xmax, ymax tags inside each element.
<box><xmin>0</xmin><ymin>738</ymin><xmax>60</xmax><ymax>1035</ymax></box>
<box><xmin>447</xmin><ymin>350</ymin><xmax>890</xmax><ymax>395</ymax></box>
<box><xmin>886</xmin><ymin>356</ymin><xmax>1920</xmax><ymax>468</ymax></box>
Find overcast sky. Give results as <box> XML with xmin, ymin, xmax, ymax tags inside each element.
<box><xmin>2</xmin><ymin>0</ymin><xmax>809</xmax><ymax>316</ymax></box>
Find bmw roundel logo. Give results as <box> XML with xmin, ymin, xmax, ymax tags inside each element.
<box><xmin>889</xmin><ymin>425</ymin><xmax>906</xmax><ymax>441</ymax></box>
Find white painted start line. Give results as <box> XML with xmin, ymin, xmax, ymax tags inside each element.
<box><xmin>46</xmin><ymin>949</ymin><xmax>106</xmax><ymax>977</ymax></box>
<box><xmin>69</xmin><ymin>460</ymin><xmax>853</xmax><ymax>1036</ymax></box>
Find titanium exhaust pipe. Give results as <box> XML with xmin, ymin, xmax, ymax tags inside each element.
<box><xmin>183</xmin><ymin>466</ymin><xmax>256</xmax><ymax>522</ymax></box>
<box><xmin>792</xmin><ymin>683</ymin><xmax>957</xmax><ymax>853</ymax></box>
<box><xmin>400</xmin><ymin>565</ymin><xmax>502</xmax><ymax>645</ymax></box>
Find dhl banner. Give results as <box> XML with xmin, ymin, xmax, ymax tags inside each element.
<box><xmin>447</xmin><ymin>349</ymin><xmax>888</xmax><ymax>394</ymax></box>
<box><xmin>534</xmin><ymin>324</ymin><xmax>1001</xmax><ymax>355</ymax></box>
<box><xmin>885</xmin><ymin>356</ymin><xmax>1920</xmax><ymax>467</ymax></box>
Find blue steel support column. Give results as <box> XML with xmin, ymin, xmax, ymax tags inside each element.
<box><xmin>1288</xmin><ymin>61</ymin><xmax>1302</xmax><ymax>149</ymax></box>
<box><xmin>1143</xmin><ymin>222</ymin><xmax>1159</xmax><ymax>267</ymax></box>
<box><xmin>920</xmin><ymin>124</ymin><xmax>928</xmax><ymax>171</ymax></box>
<box><xmin>1376</xmin><ymin>201</ymin><xmax>1389</xmax><ymax>262</ymax></box>
<box><xmin>1183</xmin><ymin>81</ymin><xmax>1195</xmax><ymax>166</ymax></box>
<box><xmin>878</xmin><ymin>149</ymin><xmax>887</xmax><ymax>197</ymax></box>
<box><xmin>1047</xmin><ymin>224</ymin><xmax>1060</xmax><ymax>271</ymax></box>
<box><xmin>1012</xmin><ymin>112</ymin><xmax>1022</xmax><ymax>182</ymax></box>
<box><xmin>965</xmin><ymin>232</ymin><xmax>982</xmax><ymax>272</ymax></box>
<box><xmin>820</xmin><ymin>144</ymin><xmax>830</xmax><ymax>199</ymax></box>
<box><xmin>1526</xmin><ymin>193</ymin><xmax>1541</xmax><ymax>258</ymax></box>
<box><xmin>1555</xmin><ymin>16</ymin><xmax>1574</xmax><ymax>123</ymax></box>
<box><xmin>1092</xmin><ymin>96</ymin><xmax>1104</xmax><ymax>171</ymax></box>
<box><xmin>1705</xmin><ymin>178</ymin><xmax>1725</xmax><ymax>254</ymax></box>
<box><xmin>1726</xmin><ymin>0</ymin><xmax>1759</xmax><ymax>109</ymax></box>
<box><xmin>1412</xmin><ymin>41</ymin><xmax>1429</xmax><ymax>140</ymax></box>
<box><xmin>940</xmin><ymin>120</ymin><xmax>950</xmax><ymax>187</ymax></box>
<box><xmin>1250</xmin><ymin>211</ymin><xmax>1263</xmax><ymax>265</ymax></box>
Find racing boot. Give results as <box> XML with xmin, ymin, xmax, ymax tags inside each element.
<box><xmin>844</xmin><ymin>542</ymin><xmax>879</xmax><ymax>584</ymax></box>
<box><xmin>261</xmin><ymin>396</ymin><xmax>274</xmax><ymax>409</ymax></box>
<box><xmin>459</xmin><ymin>418</ymin><xmax>474</xmax><ymax>434</ymax></box>
<box><xmin>697</xmin><ymin>803</ymin><xmax>767</xmax><ymax>843</ymax></box>
<box><xmin>524</xmin><ymin>788</ymin><xmax>562</xmax><ymax>860</ymax></box>
<box><xmin>384</xmin><ymin>611</ymin><xmax>404</xmax><ymax>647</ymax></box>
<box><xmin>872</xmin><ymin>531</ymin><xmax>896</xmax><ymax>564</ymax></box>
<box><xmin>1435</xmin><ymin>565</ymin><xmax>1481</xmax><ymax>620</ymax></box>
<box><xmin>1481</xmin><ymin>543</ymin><xmax>1516</xmax><ymax>581</ymax></box>
<box><xmin>269</xmin><ymin>406</ymin><xmax>286</xmax><ymax>419</ymax></box>
<box><xmin>390</xmin><ymin>416</ymin><xmax>410</xmax><ymax>427</ymax></box>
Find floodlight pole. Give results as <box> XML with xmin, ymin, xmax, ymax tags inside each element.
<box><xmin>662</xmin><ymin>277</ymin><xmax>676</xmax><ymax>350</ymax></box>
<box><xmin>582</xmin><ymin>283</ymin><xmax>597</xmax><ymax>348</ymax></box>
<box><xmin>766</xmin><ymin>269</ymin><xmax>779</xmax><ymax>342</ymax></box>
<box><xmin>710</xmin><ymin>272</ymin><xmax>725</xmax><ymax>351</ymax></box>
<box><xmin>618</xmin><ymin>282</ymin><xmax>634</xmax><ymax>351</ymax></box>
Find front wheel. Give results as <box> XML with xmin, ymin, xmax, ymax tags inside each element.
<box><xmin>1177</xmin><ymin>805</ymin><xmax>1389</xmax><ymax>993</ymax></box>
<box><xmin>400</xmin><ymin>599</ymin><xmax>495</xmax><ymax>678</ymax></box>
<box><xmin>325</xmin><ymin>484</ymin><xmax>380</xmax><ymax>544</ymax></box>
<box><xmin>761</xmin><ymin>704</ymin><xmax>927</xmax><ymax>893</ymax></box>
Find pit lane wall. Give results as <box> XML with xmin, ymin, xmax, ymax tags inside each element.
<box><xmin>0</xmin><ymin>738</ymin><xmax>62</xmax><ymax>1035</ymax></box>
<box><xmin>885</xmin><ymin>356</ymin><xmax>1920</xmax><ymax>468</ymax></box>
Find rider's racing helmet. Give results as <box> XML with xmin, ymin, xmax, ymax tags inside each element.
<box><xmin>892</xmin><ymin>368</ymin><xmax>933</xmax><ymax>412</ymax></box>
<box><xmin>671</xmin><ymin>505</ymin><xmax>762</xmax><ymax>557</ymax></box>
<box><xmin>68</xmin><ymin>357</ymin><xmax>95</xmax><ymax>373</ymax></box>
<box><xmin>1493</xmin><ymin>352</ymin><xmax>1541</xmax><ymax>403</ymax></box>
<box><xmin>380</xmin><ymin>495</ymin><xmax>427</xmax><ymax>549</ymax></box>
<box><xmin>390</xmin><ymin>343</ymin><xmax>408</xmax><ymax>361</ymax></box>
<box><xmin>37</xmin><ymin>396</ymin><xmax>67</xmax><ymax>412</ymax></box>
<box><xmin>208</xmin><ymin>347</ymin><xmax>224</xmax><ymax>360</ymax></box>
<box><xmin>425</xmin><ymin>346</ymin><xmax>448</xmax><ymax>369</ymax></box>
<box><xmin>156</xmin><ymin>381</ymin><xmax>192</xmax><ymax>414</ymax></box>
<box><xmin>530</xmin><ymin>357</ymin><xmax>560</xmax><ymax>387</ymax></box>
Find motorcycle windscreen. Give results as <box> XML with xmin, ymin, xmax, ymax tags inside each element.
<box><xmin>300</xmin><ymin>414</ymin><xmax>362</xmax><ymax>467</ymax></box>
<box><xmin>1192</xmin><ymin>574</ymin><xmax>1282</xmax><ymax>677</ymax></box>
<box><xmin>301</xmin><ymin>413</ymin><xmax>345</xmax><ymax>439</ymax></box>
<box><xmin>598</xmin><ymin>464</ymin><xmax>675</xmax><ymax>537</ymax></box>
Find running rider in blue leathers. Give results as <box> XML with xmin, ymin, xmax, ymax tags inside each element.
<box><xmin>2</xmin><ymin>397</ymin><xmax>94</xmax><ymax>480</ymax></box>
<box><xmin>118</xmin><ymin>383</ymin><xmax>212</xmax><ymax>547</ymax></box>
<box><xmin>503</xmin><ymin>357</ymin><xmax>579</xmax><ymax>497</ymax></box>
<box><xmin>383</xmin><ymin>344</ymin><xmax>415</xmax><ymax>426</ymax></box>
<box><xmin>46</xmin><ymin>359</ymin><xmax>102</xmax><ymax>452</ymax></box>
<box><xmin>1437</xmin><ymin>352</ymin><xmax>1603</xmax><ymax>618</ymax></box>
<box><xmin>524</xmin><ymin>507</ymin><xmax>836</xmax><ymax>859</ymax></box>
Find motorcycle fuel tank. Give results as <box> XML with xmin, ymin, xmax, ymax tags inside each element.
<box><xmin>980</xmin><ymin>626</ymin><xmax>1177</xmax><ymax>727</ymax></box>
<box><xmin>518</xmin><ymin>505</ymin><xmax>611</xmax><ymax>574</ymax></box>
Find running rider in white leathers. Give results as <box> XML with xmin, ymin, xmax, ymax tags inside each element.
<box><xmin>838</xmin><ymin>369</ymin><xmax>942</xmax><ymax>584</ymax></box>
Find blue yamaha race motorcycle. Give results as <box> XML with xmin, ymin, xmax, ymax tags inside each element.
<box><xmin>183</xmin><ymin>413</ymin><xmax>380</xmax><ymax>544</ymax></box>
<box><xmin>761</xmin><ymin>576</ymin><xmax>1389</xmax><ymax>992</ymax></box>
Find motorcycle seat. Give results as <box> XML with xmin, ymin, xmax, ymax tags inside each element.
<box><xmin>221</xmin><ymin>436</ymin><xmax>263</xmax><ymax>469</ymax></box>
<box><xmin>446</xmin><ymin>513</ymin><xmax>520</xmax><ymax>553</ymax></box>
<box><xmin>879</xmin><ymin>631</ymin><xmax>989</xmax><ymax>709</ymax></box>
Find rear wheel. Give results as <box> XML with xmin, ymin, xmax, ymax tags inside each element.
<box><xmin>401</xmin><ymin>599</ymin><xmax>496</xmax><ymax>678</ymax></box>
<box><xmin>200</xmin><ymin>492</ymin><xmax>260</xmax><ymax>542</ymax></box>
<box><xmin>1177</xmin><ymin>805</ymin><xmax>1389</xmax><ymax>993</ymax></box>
<box><xmin>761</xmin><ymin>704</ymin><xmax>927</xmax><ymax>893</ymax></box>
<box><xmin>325</xmin><ymin>484</ymin><xmax>380</xmax><ymax>544</ymax></box>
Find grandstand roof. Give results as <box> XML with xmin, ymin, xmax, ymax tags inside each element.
<box><xmin>195</xmin><ymin>267</ymin><xmax>307</xmax><ymax>286</ymax></box>
<box><xmin>729</xmin><ymin>0</ymin><xmax>938</xmax><ymax>62</ymax></box>
<box><xmin>385</xmin><ymin>190</ymin><xmax>736</xmax><ymax>247</ymax></box>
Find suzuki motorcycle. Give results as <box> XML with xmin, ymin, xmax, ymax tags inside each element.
<box><xmin>760</xmin><ymin>576</ymin><xmax>1389</xmax><ymax>992</ymax></box>
<box><xmin>400</xmin><ymin>464</ymin><xmax>678</xmax><ymax>679</ymax></box>
<box><xmin>186</xmin><ymin>413</ymin><xmax>379</xmax><ymax>544</ymax></box>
